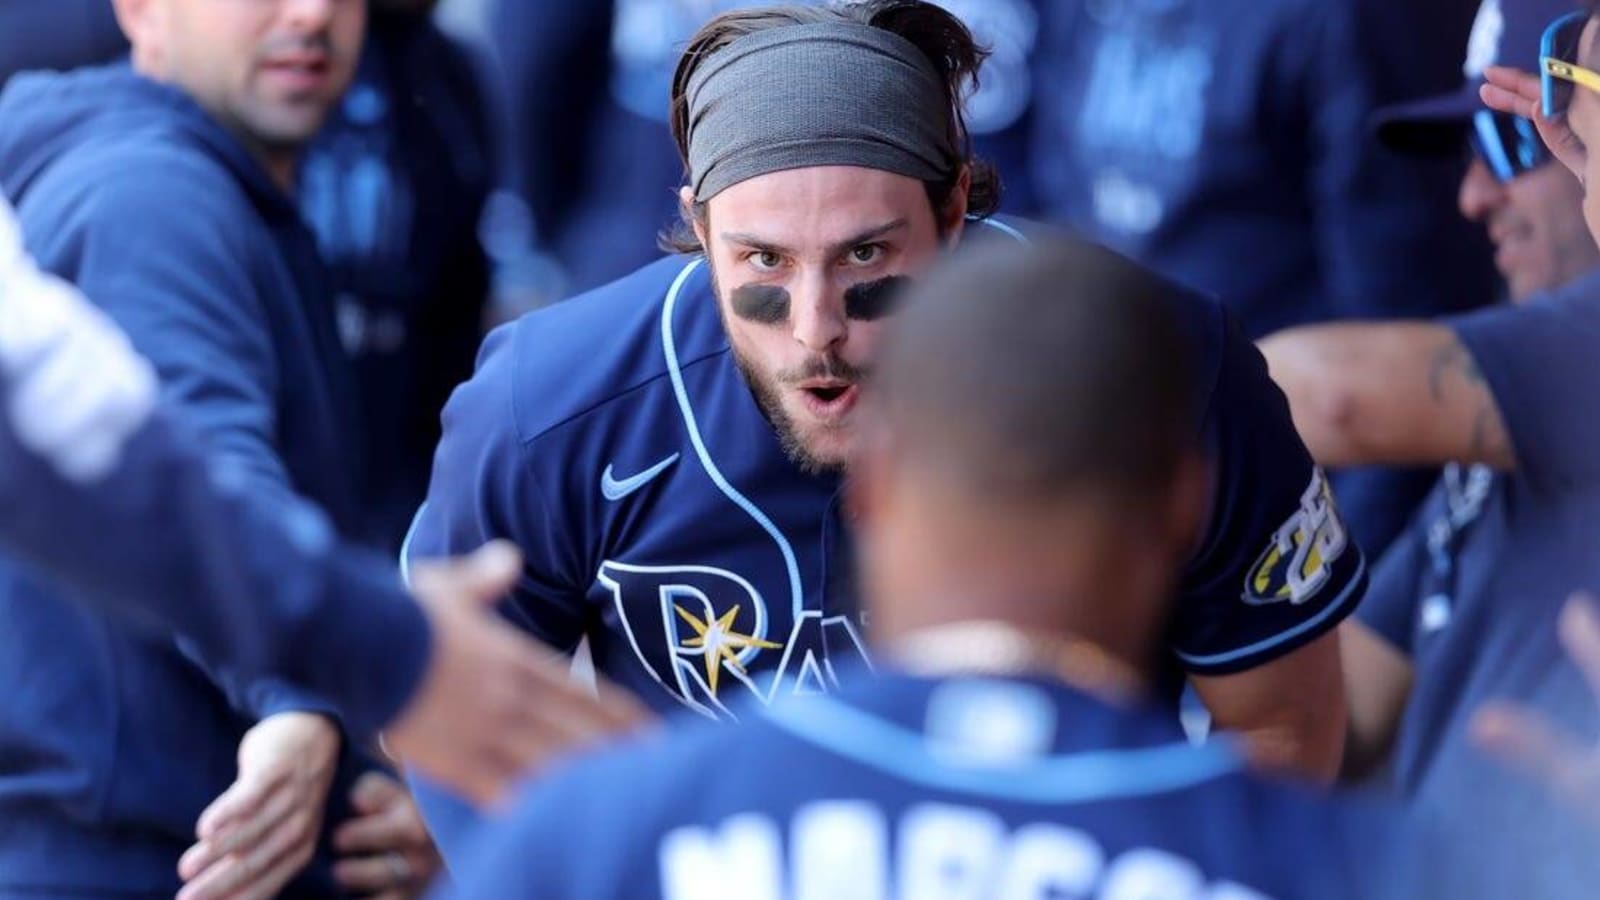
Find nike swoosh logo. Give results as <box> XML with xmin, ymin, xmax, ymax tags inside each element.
<box><xmin>601</xmin><ymin>453</ymin><xmax>680</xmax><ymax>501</ymax></box>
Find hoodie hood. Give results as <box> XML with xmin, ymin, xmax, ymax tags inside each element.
<box><xmin>0</xmin><ymin>62</ymin><xmax>291</xmax><ymax>216</ymax></box>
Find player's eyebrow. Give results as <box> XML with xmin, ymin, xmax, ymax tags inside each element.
<box><xmin>720</xmin><ymin>218</ymin><xmax>908</xmax><ymax>259</ymax></box>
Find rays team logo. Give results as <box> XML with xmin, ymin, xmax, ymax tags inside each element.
<box><xmin>1243</xmin><ymin>469</ymin><xmax>1349</xmax><ymax>606</ymax></box>
<box><xmin>599</xmin><ymin>561</ymin><xmax>870</xmax><ymax>720</ymax></box>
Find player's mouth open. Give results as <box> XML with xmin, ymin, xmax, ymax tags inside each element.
<box><xmin>797</xmin><ymin>381</ymin><xmax>859</xmax><ymax>418</ymax></box>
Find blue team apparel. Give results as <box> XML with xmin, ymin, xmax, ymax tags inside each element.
<box><xmin>405</xmin><ymin>223</ymin><xmax>1366</xmax><ymax>861</ymax></box>
<box><xmin>445</xmin><ymin>671</ymin><xmax>1375</xmax><ymax>899</ymax></box>
<box><xmin>1028</xmin><ymin>0</ymin><xmax>1502</xmax><ymax>556</ymax></box>
<box><xmin>1356</xmin><ymin>269</ymin><xmax>1600</xmax><ymax>898</ymax></box>
<box><xmin>0</xmin><ymin>63</ymin><xmax>389</xmax><ymax>894</ymax></box>
<box><xmin>0</xmin><ymin>383</ymin><xmax>428</xmax><ymax>735</ymax></box>
<box><xmin>299</xmin><ymin>8</ymin><xmax>495</xmax><ymax>549</ymax></box>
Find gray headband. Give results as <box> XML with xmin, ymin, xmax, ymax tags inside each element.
<box><xmin>685</xmin><ymin>22</ymin><xmax>958</xmax><ymax>201</ymax></box>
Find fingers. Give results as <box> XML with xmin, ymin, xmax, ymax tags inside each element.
<box><xmin>333</xmin><ymin>851</ymin><xmax>420</xmax><ymax>894</ymax></box>
<box><xmin>348</xmin><ymin>770</ymin><xmax>406</xmax><ymax>817</ymax></box>
<box><xmin>193</xmin><ymin>764</ymin><xmax>291</xmax><ymax>844</ymax></box>
<box><xmin>1479</xmin><ymin>81</ymin><xmax>1538</xmax><ymax>121</ymax></box>
<box><xmin>180</xmin><ymin>778</ymin><xmax>298</xmax><ymax>880</ymax></box>
<box><xmin>335</xmin><ymin>784</ymin><xmax>430</xmax><ymax>855</ymax></box>
<box><xmin>176</xmin><ymin>805</ymin><xmax>319</xmax><ymax>900</ymax></box>
<box><xmin>1482</xmin><ymin>65</ymin><xmax>1543</xmax><ymax>112</ymax></box>
<box><xmin>1480</xmin><ymin>67</ymin><xmax>1590</xmax><ymax>181</ymax></box>
<box><xmin>1559</xmin><ymin>593</ymin><xmax>1600</xmax><ymax>702</ymax></box>
<box><xmin>1470</xmin><ymin>702</ymin><xmax>1589</xmax><ymax>792</ymax></box>
<box><xmin>410</xmin><ymin>540</ymin><xmax>522</xmax><ymax>608</ymax></box>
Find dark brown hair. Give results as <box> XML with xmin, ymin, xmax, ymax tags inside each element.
<box><xmin>660</xmin><ymin>0</ymin><xmax>1002</xmax><ymax>254</ymax></box>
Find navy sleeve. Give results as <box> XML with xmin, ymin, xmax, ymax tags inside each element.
<box><xmin>24</xmin><ymin>174</ymin><xmax>354</xmax><ymax>724</ymax></box>
<box><xmin>0</xmin><ymin>193</ymin><xmax>429</xmax><ymax>735</ymax></box>
<box><xmin>0</xmin><ymin>378</ymin><xmax>430</xmax><ymax>739</ymax></box>
<box><xmin>1449</xmin><ymin>282</ymin><xmax>1600</xmax><ymax>485</ymax></box>
<box><xmin>404</xmin><ymin>320</ymin><xmax>590</xmax><ymax>650</ymax></box>
<box><xmin>0</xmin><ymin>393</ymin><xmax>431</xmax><ymax>737</ymax></box>
<box><xmin>1171</xmin><ymin>310</ymin><xmax>1367</xmax><ymax>675</ymax></box>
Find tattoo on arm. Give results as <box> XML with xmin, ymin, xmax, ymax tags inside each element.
<box><xmin>1427</xmin><ymin>339</ymin><xmax>1512</xmax><ymax>463</ymax></box>
<box><xmin>1427</xmin><ymin>341</ymin><xmax>1484</xmax><ymax>400</ymax></box>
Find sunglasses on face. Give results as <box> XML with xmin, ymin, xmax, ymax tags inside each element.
<box><xmin>1470</xmin><ymin>109</ymin><xmax>1550</xmax><ymax>182</ymax></box>
<box><xmin>1541</xmin><ymin>10</ymin><xmax>1600</xmax><ymax>119</ymax></box>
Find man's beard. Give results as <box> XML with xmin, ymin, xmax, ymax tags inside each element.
<box><xmin>728</xmin><ymin>342</ymin><xmax>862</xmax><ymax>477</ymax></box>
<box><xmin>713</xmin><ymin>268</ymin><xmax>866</xmax><ymax>477</ymax></box>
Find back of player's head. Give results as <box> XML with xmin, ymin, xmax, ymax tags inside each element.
<box><xmin>662</xmin><ymin>0</ymin><xmax>1000</xmax><ymax>253</ymax></box>
<box><xmin>871</xmin><ymin>235</ymin><xmax>1196</xmax><ymax>515</ymax></box>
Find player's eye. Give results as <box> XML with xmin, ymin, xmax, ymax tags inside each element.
<box><xmin>747</xmin><ymin>250</ymin><xmax>784</xmax><ymax>272</ymax></box>
<box><xmin>847</xmin><ymin>244</ymin><xmax>884</xmax><ymax>266</ymax></box>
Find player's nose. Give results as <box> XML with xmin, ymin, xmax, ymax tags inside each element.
<box><xmin>789</xmin><ymin>272</ymin><xmax>847</xmax><ymax>354</ymax></box>
<box><xmin>1459</xmin><ymin>158</ymin><xmax>1509</xmax><ymax>224</ymax></box>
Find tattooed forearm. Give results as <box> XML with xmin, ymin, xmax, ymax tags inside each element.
<box><xmin>1429</xmin><ymin>337</ymin><xmax>1514</xmax><ymax>467</ymax></box>
<box><xmin>1428</xmin><ymin>340</ymin><xmax>1485</xmax><ymax>401</ymax></box>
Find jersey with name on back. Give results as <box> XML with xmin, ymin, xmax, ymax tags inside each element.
<box><xmin>447</xmin><ymin>671</ymin><xmax>1378</xmax><ymax>899</ymax></box>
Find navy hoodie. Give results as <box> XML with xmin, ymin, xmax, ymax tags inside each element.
<box><xmin>0</xmin><ymin>63</ymin><xmax>372</xmax><ymax>894</ymax></box>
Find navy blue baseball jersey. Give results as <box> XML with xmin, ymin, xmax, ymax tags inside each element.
<box><xmin>408</xmin><ymin>221</ymin><xmax>1363</xmax><ymax>713</ymax></box>
<box><xmin>445</xmin><ymin>670</ymin><xmax>1376</xmax><ymax>900</ymax></box>
<box><xmin>405</xmin><ymin>222</ymin><xmax>1364</xmax><ymax>856</ymax></box>
<box><xmin>1356</xmin><ymin>270</ymin><xmax>1600</xmax><ymax>898</ymax></box>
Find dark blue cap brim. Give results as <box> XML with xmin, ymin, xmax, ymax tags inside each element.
<box><xmin>1371</xmin><ymin>82</ymin><xmax>1484</xmax><ymax>156</ymax></box>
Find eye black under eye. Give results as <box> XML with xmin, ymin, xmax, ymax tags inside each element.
<box><xmin>844</xmin><ymin>275</ymin><xmax>911</xmax><ymax>321</ymax></box>
<box><xmin>730</xmin><ymin>284</ymin><xmax>791</xmax><ymax>324</ymax></box>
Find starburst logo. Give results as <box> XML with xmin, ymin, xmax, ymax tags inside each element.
<box><xmin>673</xmin><ymin>603</ymin><xmax>782</xmax><ymax>695</ymax></box>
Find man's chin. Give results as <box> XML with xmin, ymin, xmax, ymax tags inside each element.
<box><xmin>776</xmin><ymin>415</ymin><xmax>853</xmax><ymax>476</ymax></box>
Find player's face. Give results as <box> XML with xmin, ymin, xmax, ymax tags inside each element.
<box><xmin>695</xmin><ymin>166</ymin><xmax>964</xmax><ymax>475</ymax></box>
<box><xmin>1458</xmin><ymin>158</ymin><xmax>1597</xmax><ymax>301</ymax></box>
<box><xmin>121</xmin><ymin>0</ymin><xmax>363</xmax><ymax>167</ymax></box>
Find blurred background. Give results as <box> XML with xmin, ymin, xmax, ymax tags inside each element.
<box><xmin>0</xmin><ymin>0</ymin><xmax>1502</xmax><ymax>557</ymax></box>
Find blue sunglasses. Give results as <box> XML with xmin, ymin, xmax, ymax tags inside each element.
<box><xmin>1470</xmin><ymin>109</ymin><xmax>1550</xmax><ymax>182</ymax></box>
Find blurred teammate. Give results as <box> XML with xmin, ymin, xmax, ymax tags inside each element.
<box><xmin>299</xmin><ymin>0</ymin><xmax>497</xmax><ymax>548</ymax></box>
<box><xmin>444</xmin><ymin>236</ymin><xmax>1369</xmax><ymax>900</ymax></box>
<box><xmin>1469</xmin><ymin>0</ymin><xmax>1600</xmax><ymax>848</ymax></box>
<box><xmin>407</xmin><ymin>1</ymin><xmax>1368</xmax><ymax>864</ymax></box>
<box><xmin>0</xmin><ymin>0</ymin><xmax>639</xmax><ymax>896</ymax></box>
<box><xmin>1260</xmin><ymin>2</ymin><xmax>1600</xmax><ymax>894</ymax></box>
<box><xmin>0</xmin><ymin>191</ymin><xmax>643</xmax><ymax>869</ymax></box>
<box><xmin>1025</xmin><ymin>0</ymin><xmax>1502</xmax><ymax>555</ymax></box>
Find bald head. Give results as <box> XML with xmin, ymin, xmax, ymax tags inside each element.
<box><xmin>872</xmin><ymin>235</ymin><xmax>1196</xmax><ymax>511</ymax></box>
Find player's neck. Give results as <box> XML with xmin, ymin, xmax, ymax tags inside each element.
<box><xmin>863</xmin><ymin>514</ymin><xmax>1169</xmax><ymax>679</ymax></box>
<box><xmin>888</xmin><ymin>619</ymin><xmax>1147</xmax><ymax>704</ymax></box>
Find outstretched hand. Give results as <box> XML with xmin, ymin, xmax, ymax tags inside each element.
<box><xmin>383</xmin><ymin>541</ymin><xmax>654</xmax><ymax>806</ymax></box>
<box><xmin>1473</xmin><ymin>592</ymin><xmax>1600</xmax><ymax>828</ymax></box>
<box><xmin>1481</xmin><ymin>66</ymin><xmax>1589</xmax><ymax>183</ymax></box>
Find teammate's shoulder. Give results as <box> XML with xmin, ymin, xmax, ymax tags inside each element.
<box><xmin>465</xmin><ymin>255</ymin><xmax>722</xmax><ymax>444</ymax></box>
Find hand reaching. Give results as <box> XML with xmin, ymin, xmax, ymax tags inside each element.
<box><xmin>1472</xmin><ymin>592</ymin><xmax>1600</xmax><ymax>828</ymax></box>
<box><xmin>177</xmin><ymin>711</ymin><xmax>342</xmax><ymax>900</ymax></box>
<box><xmin>383</xmin><ymin>541</ymin><xmax>654</xmax><ymax>806</ymax></box>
